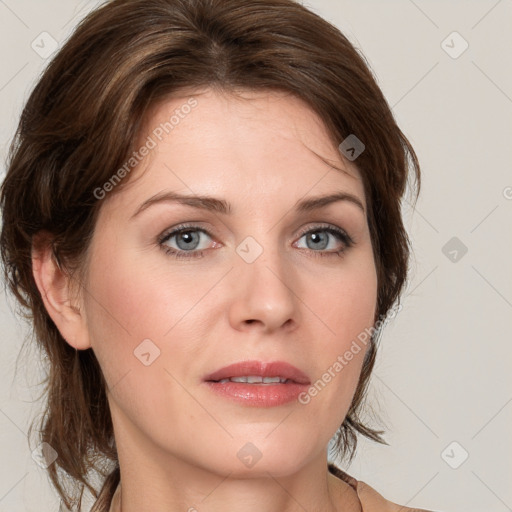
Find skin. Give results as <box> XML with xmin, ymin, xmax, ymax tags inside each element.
<box><xmin>33</xmin><ymin>88</ymin><xmax>377</xmax><ymax>512</ymax></box>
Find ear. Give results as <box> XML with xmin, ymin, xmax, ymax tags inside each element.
<box><xmin>31</xmin><ymin>232</ymin><xmax>91</xmax><ymax>350</ymax></box>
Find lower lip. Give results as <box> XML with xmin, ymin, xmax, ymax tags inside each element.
<box><xmin>204</xmin><ymin>381</ymin><xmax>309</xmax><ymax>407</ymax></box>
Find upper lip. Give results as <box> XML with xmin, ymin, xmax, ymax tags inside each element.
<box><xmin>204</xmin><ymin>360</ymin><xmax>310</xmax><ymax>385</ymax></box>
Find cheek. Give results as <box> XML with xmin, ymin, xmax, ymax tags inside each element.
<box><xmin>303</xmin><ymin>251</ymin><xmax>377</xmax><ymax>409</ymax></box>
<box><xmin>314</xmin><ymin>249</ymin><xmax>378</xmax><ymax>353</ymax></box>
<box><xmin>82</xmin><ymin>245</ymin><xmax>193</xmax><ymax>434</ymax></box>
<box><xmin>82</xmin><ymin>235</ymin><xmax>215</xmax><ymax>390</ymax></box>
<box><xmin>84</xmin><ymin>229</ymin><xmax>181</xmax><ymax>341</ymax></box>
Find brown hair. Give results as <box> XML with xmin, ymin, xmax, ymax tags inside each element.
<box><xmin>0</xmin><ymin>0</ymin><xmax>420</xmax><ymax>510</ymax></box>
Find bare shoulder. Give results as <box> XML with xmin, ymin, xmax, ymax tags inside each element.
<box><xmin>327</xmin><ymin>464</ymin><xmax>439</xmax><ymax>512</ymax></box>
<box><xmin>356</xmin><ymin>479</ymin><xmax>438</xmax><ymax>512</ymax></box>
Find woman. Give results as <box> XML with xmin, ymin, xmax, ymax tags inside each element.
<box><xmin>0</xmin><ymin>0</ymin><xmax>435</xmax><ymax>511</ymax></box>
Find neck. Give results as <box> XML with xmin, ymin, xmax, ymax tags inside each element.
<box><xmin>113</xmin><ymin>438</ymin><xmax>360</xmax><ymax>512</ymax></box>
<box><xmin>108</xmin><ymin>402</ymin><xmax>361</xmax><ymax>512</ymax></box>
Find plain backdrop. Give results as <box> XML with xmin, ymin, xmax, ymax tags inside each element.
<box><xmin>1</xmin><ymin>1</ymin><xmax>511</xmax><ymax>511</ymax></box>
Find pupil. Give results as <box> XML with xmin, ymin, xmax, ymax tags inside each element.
<box><xmin>178</xmin><ymin>230</ymin><xmax>198</xmax><ymax>250</ymax></box>
<box><xmin>309</xmin><ymin>231</ymin><xmax>327</xmax><ymax>250</ymax></box>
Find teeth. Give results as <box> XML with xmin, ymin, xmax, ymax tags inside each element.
<box><xmin>263</xmin><ymin>376</ymin><xmax>285</xmax><ymax>384</ymax></box>
<box><xmin>217</xmin><ymin>376</ymin><xmax>288</xmax><ymax>384</ymax></box>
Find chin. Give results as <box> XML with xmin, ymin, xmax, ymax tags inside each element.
<box><xmin>201</xmin><ymin>436</ymin><xmax>316</xmax><ymax>479</ymax></box>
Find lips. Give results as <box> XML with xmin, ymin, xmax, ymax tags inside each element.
<box><xmin>204</xmin><ymin>360</ymin><xmax>310</xmax><ymax>385</ymax></box>
<box><xmin>203</xmin><ymin>360</ymin><xmax>311</xmax><ymax>407</ymax></box>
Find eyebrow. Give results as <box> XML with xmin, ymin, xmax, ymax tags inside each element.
<box><xmin>130</xmin><ymin>190</ymin><xmax>365</xmax><ymax>219</ymax></box>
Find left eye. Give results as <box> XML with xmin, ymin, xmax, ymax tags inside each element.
<box><xmin>159</xmin><ymin>227</ymin><xmax>213</xmax><ymax>254</ymax></box>
<box><xmin>295</xmin><ymin>226</ymin><xmax>351</xmax><ymax>252</ymax></box>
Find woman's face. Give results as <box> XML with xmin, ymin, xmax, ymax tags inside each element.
<box><xmin>79</xmin><ymin>88</ymin><xmax>377</xmax><ymax>477</ymax></box>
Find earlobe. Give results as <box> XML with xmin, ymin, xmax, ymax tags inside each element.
<box><xmin>31</xmin><ymin>233</ymin><xmax>91</xmax><ymax>350</ymax></box>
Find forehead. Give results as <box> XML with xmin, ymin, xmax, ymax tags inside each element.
<box><xmin>103</xmin><ymin>87</ymin><xmax>366</xmax><ymax>215</ymax></box>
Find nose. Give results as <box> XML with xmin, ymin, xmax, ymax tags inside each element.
<box><xmin>227</xmin><ymin>239</ymin><xmax>300</xmax><ymax>334</ymax></box>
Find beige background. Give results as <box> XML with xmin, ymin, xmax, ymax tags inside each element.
<box><xmin>1</xmin><ymin>1</ymin><xmax>511</xmax><ymax>511</ymax></box>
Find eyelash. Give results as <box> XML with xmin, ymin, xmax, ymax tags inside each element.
<box><xmin>158</xmin><ymin>223</ymin><xmax>354</xmax><ymax>260</ymax></box>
